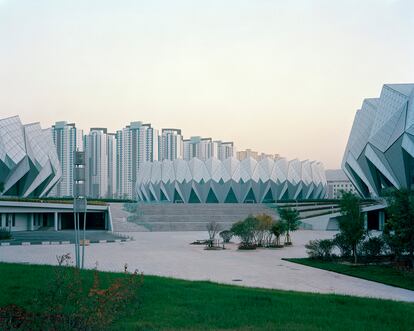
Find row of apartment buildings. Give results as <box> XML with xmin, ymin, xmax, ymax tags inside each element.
<box><xmin>49</xmin><ymin>121</ymin><xmax>241</xmax><ymax>199</ymax></box>
<box><xmin>48</xmin><ymin>120</ymin><xmax>357</xmax><ymax>200</ymax></box>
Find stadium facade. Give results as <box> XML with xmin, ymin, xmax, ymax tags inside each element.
<box><xmin>136</xmin><ymin>157</ymin><xmax>327</xmax><ymax>203</ymax></box>
<box><xmin>342</xmin><ymin>84</ymin><xmax>414</xmax><ymax>198</ymax></box>
<box><xmin>0</xmin><ymin>116</ymin><xmax>61</xmax><ymax>197</ymax></box>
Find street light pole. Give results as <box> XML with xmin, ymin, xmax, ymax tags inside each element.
<box><xmin>73</xmin><ymin>149</ymin><xmax>87</xmax><ymax>269</ymax></box>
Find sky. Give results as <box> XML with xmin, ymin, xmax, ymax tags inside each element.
<box><xmin>0</xmin><ymin>0</ymin><xmax>413</xmax><ymax>168</ymax></box>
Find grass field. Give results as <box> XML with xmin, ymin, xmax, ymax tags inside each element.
<box><xmin>285</xmin><ymin>258</ymin><xmax>414</xmax><ymax>291</ymax></box>
<box><xmin>0</xmin><ymin>263</ymin><xmax>413</xmax><ymax>330</ymax></box>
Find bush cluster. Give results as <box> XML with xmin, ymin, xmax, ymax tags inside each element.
<box><xmin>0</xmin><ymin>228</ymin><xmax>11</xmax><ymax>240</ymax></box>
<box><xmin>306</xmin><ymin>234</ymin><xmax>388</xmax><ymax>261</ymax></box>
<box><xmin>227</xmin><ymin>209</ymin><xmax>300</xmax><ymax>250</ymax></box>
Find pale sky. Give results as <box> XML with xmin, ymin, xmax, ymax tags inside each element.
<box><xmin>0</xmin><ymin>0</ymin><xmax>413</xmax><ymax>168</ymax></box>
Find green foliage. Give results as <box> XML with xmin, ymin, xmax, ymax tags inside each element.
<box><xmin>230</xmin><ymin>215</ymin><xmax>258</xmax><ymax>248</ymax></box>
<box><xmin>0</xmin><ymin>228</ymin><xmax>11</xmax><ymax>240</ymax></box>
<box><xmin>219</xmin><ymin>230</ymin><xmax>233</xmax><ymax>243</ymax></box>
<box><xmin>339</xmin><ymin>192</ymin><xmax>365</xmax><ymax>263</ymax></box>
<box><xmin>277</xmin><ymin>206</ymin><xmax>300</xmax><ymax>244</ymax></box>
<box><xmin>270</xmin><ymin>221</ymin><xmax>286</xmax><ymax>246</ymax></box>
<box><xmin>361</xmin><ymin>236</ymin><xmax>384</xmax><ymax>258</ymax></box>
<box><xmin>1</xmin><ymin>263</ymin><xmax>414</xmax><ymax>330</ymax></box>
<box><xmin>384</xmin><ymin>189</ymin><xmax>414</xmax><ymax>262</ymax></box>
<box><xmin>333</xmin><ymin>233</ymin><xmax>352</xmax><ymax>257</ymax></box>
<box><xmin>306</xmin><ymin>239</ymin><xmax>335</xmax><ymax>260</ymax></box>
<box><xmin>0</xmin><ymin>182</ymin><xmax>4</xmax><ymax>193</ymax></box>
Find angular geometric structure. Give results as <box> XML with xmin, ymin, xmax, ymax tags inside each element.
<box><xmin>342</xmin><ymin>84</ymin><xmax>414</xmax><ymax>198</ymax></box>
<box><xmin>136</xmin><ymin>157</ymin><xmax>327</xmax><ymax>203</ymax></box>
<box><xmin>0</xmin><ymin>116</ymin><xmax>61</xmax><ymax>197</ymax></box>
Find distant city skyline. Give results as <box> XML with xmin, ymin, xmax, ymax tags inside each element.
<box><xmin>1</xmin><ymin>0</ymin><xmax>413</xmax><ymax>168</ymax></box>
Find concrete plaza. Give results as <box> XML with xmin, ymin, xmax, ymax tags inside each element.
<box><xmin>0</xmin><ymin>230</ymin><xmax>413</xmax><ymax>302</ymax></box>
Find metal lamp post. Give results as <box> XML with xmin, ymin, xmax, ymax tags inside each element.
<box><xmin>73</xmin><ymin>150</ymin><xmax>87</xmax><ymax>269</ymax></box>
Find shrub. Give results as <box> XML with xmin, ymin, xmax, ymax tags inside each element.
<box><xmin>231</xmin><ymin>216</ymin><xmax>258</xmax><ymax>249</ymax></box>
<box><xmin>0</xmin><ymin>228</ymin><xmax>11</xmax><ymax>240</ymax></box>
<box><xmin>219</xmin><ymin>230</ymin><xmax>233</xmax><ymax>243</ymax></box>
<box><xmin>361</xmin><ymin>236</ymin><xmax>384</xmax><ymax>258</ymax></box>
<box><xmin>333</xmin><ymin>233</ymin><xmax>352</xmax><ymax>258</ymax></box>
<box><xmin>306</xmin><ymin>239</ymin><xmax>335</xmax><ymax>259</ymax></box>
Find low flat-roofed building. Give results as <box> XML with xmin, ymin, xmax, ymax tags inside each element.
<box><xmin>0</xmin><ymin>199</ymin><xmax>112</xmax><ymax>232</ymax></box>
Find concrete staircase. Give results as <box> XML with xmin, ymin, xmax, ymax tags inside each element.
<box><xmin>109</xmin><ymin>203</ymin><xmax>150</xmax><ymax>232</ymax></box>
<box><xmin>110</xmin><ymin>203</ymin><xmax>278</xmax><ymax>232</ymax></box>
<box><xmin>109</xmin><ymin>202</ymin><xmax>348</xmax><ymax>232</ymax></box>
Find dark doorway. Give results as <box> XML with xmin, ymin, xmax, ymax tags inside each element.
<box><xmin>367</xmin><ymin>210</ymin><xmax>380</xmax><ymax>230</ymax></box>
<box><xmin>60</xmin><ymin>212</ymin><xmax>106</xmax><ymax>230</ymax></box>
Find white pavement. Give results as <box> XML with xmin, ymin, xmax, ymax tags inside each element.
<box><xmin>0</xmin><ymin>230</ymin><xmax>413</xmax><ymax>302</ymax></box>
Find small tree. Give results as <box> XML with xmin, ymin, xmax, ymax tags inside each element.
<box><xmin>0</xmin><ymin>182</ymin><xmax>4</xmax><ymax>194</ymax></box>
<box><xmin>271</xmin><ymin>221</ymin><xmax>286</xmax><ymax>246</ymax></box>
<box><xmin>384</xmin><ymin>189</ymin><xmax>414</xmax><ymax>265</ymax></box>
<box><xmin>277</xmin><ymin>207</ymin><xmax>300</xmax><ymax>245</ymax></box>
<box><xmin>206</xmin><ymin>221</ymin><xmax>221</xmax><ymax>248</ymax></box>
<box><xmin>339</xmin><ymin>192</ymin><xmax>365</xmax><ymax>264</ymax></box>
<box><xmin>231</xmin><ymin>216</ymin><xmax>257</xmax><ymax>249</ymax></box>
<box><xmin>219</xmin><ymin>230</ymin><xmax>233</xmax><ymax>244</ymax></box>
<box><xmin>255</xmin><ymin>213</ymin><xmax>274</xmax><ymax>246</ymax></box>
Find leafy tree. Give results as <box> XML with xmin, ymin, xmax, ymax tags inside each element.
<box><xmin>271</xmin><ymin>221</ymin><xmax>286</xmax><ymax>246</ymax></box>
<box><xmin>254</xmin><ymin>213</ymin><xmax>274</xmax><ymax>246</ymax></box>
<box><xmin>277</xmin><ymin>207</ymin><xmax>300</xmax><ymax>245</ymax></box>
<box><xmin>0</xmin><ymin>182</ymin><xmax>4</xmax><ymax>194</ymax></box>
<box><xmin>339</xmin><ymin>192</ymin><xmax>365</xmax><ymax>264</ymax></box>
<box><xmin>384</xmin><ymin>189</ymin><xmax>414</xmax><ymax>264</ymax></box>
<box><xmin>219</xmin><ymin>230</ymin><xmax>233</xmax><ymax>243</ymax></box>
<box><xmin>230</xmin><ymin>216</ymin><xmax>257</xmax><ymax>248</ymax></box>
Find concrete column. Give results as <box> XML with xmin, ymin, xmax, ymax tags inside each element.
<box><xmin>54</xmin><ymin>212</ymin><xmax>58</xmax><ymax>231</ymax></box>
<box><xmin>106</xmin><ymin>206</ymin><xmax>113</xmax><ymax>232</ymax></box>
<box><xmin>58</xmin><ymin>214</ymin><xmax>62</xmax><ymax>230</ymax></box>
<box><xmin>379</xmin><ymin>211</ymin><xmax>385</xmax><ymax>231</ymax></box>
<box><xmin>29</xmin><ymin>213</ymin><xmax>34</xmax><ymax>231</ymax></box>
<box><xmin>363</xmin><ymin>212</ymin><xmax>368</xmax><ymax>230</ymax></box>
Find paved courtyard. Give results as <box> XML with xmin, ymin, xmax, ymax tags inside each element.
<box><xmin>0</xmin><ymin>230</ymin><xmax>413</xmax><ymax>302</ymax></box>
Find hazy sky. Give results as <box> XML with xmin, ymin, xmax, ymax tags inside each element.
<box><xmin>0</xmin><ymin>0</ymin><xmax>413</xmax><ymax>168</ymax></box>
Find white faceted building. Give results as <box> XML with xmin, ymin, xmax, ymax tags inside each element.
<box><xmin>136</xmin><ymin>157</ymin><xmax>327</xmax><ymax>203</ymax></box>
<box><xmin>0</xmin><ymin>116</ymin><xmax>61</xmax><ymax>197</ymax></box>
<box><xmin>342</xmin><ymin>84</ymin><xmax>414</xmax><ymax>198</ymax></box>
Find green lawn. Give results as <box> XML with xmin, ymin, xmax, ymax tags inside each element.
<box><xmin>285</xmin><ymin>258</ymin><xmax>414</xmax><ymax>291</ymax></box>
<box><xmin>0</xmin><ymin>263</ymin><xmax>413</xmax><ymax>330</ymax></box>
